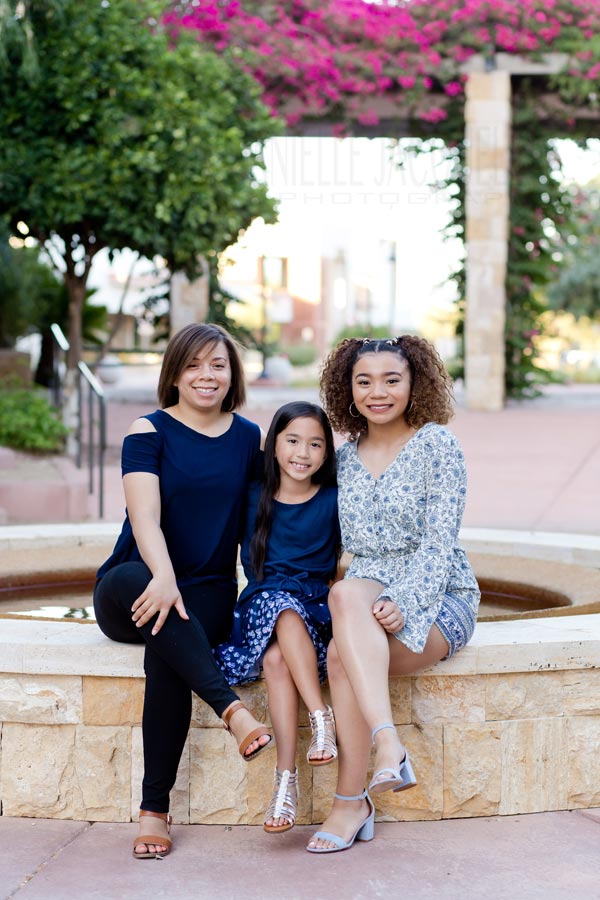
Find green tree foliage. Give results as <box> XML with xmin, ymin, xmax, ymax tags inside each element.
<box><xmin>547</xmin><ymin>181</ymin><xmax>600</xmax><ymax>320</ymax></box>
<box><xmin>0</xmin><ymin>236</ymin><xmax>43</xmax><ymax>348</ymax></box>
<box><xmin>504</xmin><ymin>97</ymin><xmax>577</xmax><ymax>397</ymax></box>
<box><xmin>0</xmin><ymin>0</ymin><xmax>278</xmax><ymax>368</ymax></box>
<box><xmin>0</xmin><ymin>235</ymin><xmax>106</xmax><ymax>383</ymax></box>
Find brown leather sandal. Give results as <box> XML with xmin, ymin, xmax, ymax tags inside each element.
<box><xmin>133</xmin><ymin>810</ymin><xmax>173</xmax><ymax>859</ymax></box>
<box><xmin>222</xmin><ymin>700</ymin><xmax>274</xmax><ymax>761</ymax></box>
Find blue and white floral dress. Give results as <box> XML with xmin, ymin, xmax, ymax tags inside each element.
<box><xmin>214</xmin><ymin>482</ymin><xmax>340</xmax><ymax>684</ymax></box>
<box><xmin>337</xmin><ymin>422</ymin><xmax>480</xmax><ymax>656</ymax></box>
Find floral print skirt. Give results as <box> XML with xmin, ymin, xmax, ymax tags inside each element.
<box><xmin>214</xmin><ymin>589</ymin><xmax>332</xmax><ymax>685</ymax></box>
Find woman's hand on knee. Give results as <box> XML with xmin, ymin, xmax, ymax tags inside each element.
<box><xmin>372</xmin><ymin>599</ymin><xmax>404</xmax><ymax>634</ymax></box>
<box><xmin>131</xmin><ymin>576</ymin><xmax>189</xmax><ymax>635</ymax></box>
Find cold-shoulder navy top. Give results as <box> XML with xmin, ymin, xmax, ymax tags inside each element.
<box><xmin>96</xmin><ymin>410</ymin><xmax>262</xmax><ymax>589</ymax></box>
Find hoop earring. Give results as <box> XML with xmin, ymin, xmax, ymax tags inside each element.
<box><xmin>349</xmin><ymin>402</ymin><xmax>361</xmax><ymax>418</ymax></box>
<box><xmin>405</xmin><ymin>399</ymin><xmax>413</xmax><ymax>416</ymax></box>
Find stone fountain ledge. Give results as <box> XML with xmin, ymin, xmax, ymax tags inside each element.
<box><xmin>0</xmin><ymin>524</ymin><xmax>599</xmax><ymax>824</ymax></box>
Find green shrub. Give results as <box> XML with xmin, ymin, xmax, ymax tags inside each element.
<box><xmin>332</xmin><ymin>324</ymin><xmax>394</xmax><ymax>345</ymax></box>
<box><xmin>279</xmin><ymin>342</ymin><xmax>319</xmax><ymax>366</ymax></box>
<box><xmin>0</xmin><ymin>381</ymin><xmax>67</xmax><ymax>452</ymax></box>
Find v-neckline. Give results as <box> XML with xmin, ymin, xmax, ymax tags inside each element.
<box><xmin>353</xmin><ymin>425</ymin><xmax>426</xmax><ymax>481</ymax></box>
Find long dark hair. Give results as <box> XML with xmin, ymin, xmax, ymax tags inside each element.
<box><xmin>249</xmin><ymin>401</ymin><xmax>337</xmax><ymax>580</ymax></box>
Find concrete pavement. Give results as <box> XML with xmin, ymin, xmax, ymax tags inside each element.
<box><xmin>3</xmin><ymin>809</ymin><xmax>600</xmax><ymax>900</ymax></box>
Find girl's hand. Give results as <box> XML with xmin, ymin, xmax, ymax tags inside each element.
<box><xmin>372</xmin><ymin>599</ymin><xmax>404</xmax><ymax>634</ymax></box>
<box><xmin>131</xmin><ymin>576</ymin><xmax>189</xmax><ymax>636</ymax></box>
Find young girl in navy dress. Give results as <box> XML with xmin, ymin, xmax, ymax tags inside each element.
<box><xmin>215</xmin><ymin>401</ymin><xmax>340</xmax><ymax>834</ymax></box>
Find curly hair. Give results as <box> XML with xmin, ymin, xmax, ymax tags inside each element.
<box><xmin>319</xmin><ymin>336</ymin><xmax>455</xmax><ymax>440</ymax></box>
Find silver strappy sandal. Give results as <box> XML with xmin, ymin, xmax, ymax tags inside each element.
<box><xmin>263</xmin><ymin>768</ymin><xmax>298</xmax><ymax>833</ymax></box>
<box><xmin>307</xmin><ymin>705</ymin><xmax>338</xmax><ymax>767</ymax></box>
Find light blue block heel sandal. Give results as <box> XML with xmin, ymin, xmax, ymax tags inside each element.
<box><xmin>394</xmin><ymin>751</ymin><xmax>417</xmax><ymax>793</ymax></box>
<box><xmin>306</xmin><ymin>790</ymin><xmax>375</xmax><ymax>854</ymax></box>
<box><xmin>368</xmin><ymin>722</ymin><xmax>418</xmax><ymax>795</ymax></box>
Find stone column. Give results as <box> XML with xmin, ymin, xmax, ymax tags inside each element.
<box><xmin>464</xmin><ymin>70</ymin><xmax>511</xmax><ymax>411</ymax></box>
<box><xmin>169</xmin><ymin>264</ymin><xmax>210</xmax><ymax>337</ymax></box>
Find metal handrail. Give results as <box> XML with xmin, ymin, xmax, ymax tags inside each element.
<box><xmin>49</xmin><ymin>322</ymin><xmax>69</xmax><ymax>408</ymax></box>
<box><xmin>77</xmin><ymin>361</ymin><xmax>106</xmax><ymax>518</ymax></box>
<box><xmin>50</xmin><ymin>324</ymin><xmax>106</xmax><ymax>519</ymax></box>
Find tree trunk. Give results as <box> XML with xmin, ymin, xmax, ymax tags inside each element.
<box><xmin>34</xmin><ymin>327</ymin><xmax>55</xmax><ymax>387</ymax></box>
<box><xmin>65</xmin><ymin>277</ymin><xmax>86</xmax><ymax>370</ymax></box>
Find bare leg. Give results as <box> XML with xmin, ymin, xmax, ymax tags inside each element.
<box><xmin>263</xmin><ymin>641</ymin><xmax>299</xmax><ymax>771</ymax></box>
<box><xmin>262</xmin><ymin>642</ymin><xmax>299</xmax><ymax>829</ymax></box>
<box><xmin>327</xmin><ymin>579</ymin><xmax>404</xmax><ymax>780</ymax></box>
<box><xmin>306</xmin><ymin>638</ymin><xmax>371</xmax><ymax>851</ymax></box>
<box><xmin>308</xmin><ymin>603</ymin><xmax>449</xmax><ymax>851</ymax></box>
<box><xmin>274</xmin><ymin>609</ymin><xmax>332</xmax><ymax>761</ymax></box>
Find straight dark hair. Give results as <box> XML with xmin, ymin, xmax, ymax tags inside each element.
<box><xmin>249</xmin><ymin>401</ymin><xmax>338</xmax><ymax>581</ymax></box>
<box><xmin>157</xmin><ymin>323</ymin><xmax>246</xmax><ymax>411</ymax></box>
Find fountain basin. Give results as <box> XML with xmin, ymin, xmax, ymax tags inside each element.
<box><xmin>0</xmin><ymin>524</ymin><xmax>599</xmax><ymax>824</ymax></box>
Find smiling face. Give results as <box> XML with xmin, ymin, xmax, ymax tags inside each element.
<box><xmin>351</xmin><ymin>351</ymin><xmax>412</xmax><ymax>426</ymax></box>
<box><xmin>274</xmin><ymin>416</ymin><xmax>328</xmax><ymax>487</ymax></box>
<box><xmin>174</xmin><ymin>340</ymin><xmax>232</xmax><ymax>413</ymax></box>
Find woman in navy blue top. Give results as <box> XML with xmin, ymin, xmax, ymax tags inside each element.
<box><xmin>216</xmin><ymin>402</ymin><xmax>340</xmax><ymax>835</ymax></box>
<box><xmin>94</xmin><ymin>324</ymin><xmax>272</xmax><ymax>859</ymax></box>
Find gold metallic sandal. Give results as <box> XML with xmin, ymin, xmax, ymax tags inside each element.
<box><xmin>264</xmin><ymin>768</ymin><xmax>299</xmax><ymax>833</ymax></box>
<box><xmin>307</xmin><ymin>705</ymin><xmax>337</xmax><ymax>767</ymax></box>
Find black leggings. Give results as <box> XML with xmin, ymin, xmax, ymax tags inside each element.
<box><xmin>93</xmin><ymin>562</ymin><xmax>239</xmax><ymax>813</ymax></box>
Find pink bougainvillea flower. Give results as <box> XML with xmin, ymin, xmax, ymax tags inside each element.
<box><xmin>164</xmin><ymin>0</ymin><xmax>600</xmax><ymax>127</ymax></box>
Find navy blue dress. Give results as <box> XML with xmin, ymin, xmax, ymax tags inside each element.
<box><xmin>215</xmin><ymin>482</ymin><xmax>339</xmax><ymax>684</ymax></box>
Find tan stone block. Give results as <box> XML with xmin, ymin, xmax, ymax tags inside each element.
<box><xmin>130</xmin><ymin>725</ymin><xmax>143</xmax><ymax>822</ymax></box>
<box><xmin>465</xmin><ymin>99</ymin><xmax>511</xmax><ymax>126</ymax></box>
<box><xmin>311</xmin><ymin>758</ymin><xmax>339</xmax><ymax>824</ymax></box>
<box><xmin>466</xmin><ymin>241</ymin><xmax>509</xmax><ymax>271</ymax></box>
<box><xmin>566</xmin><ymin>716</ymin><xmax>600</xmax><ymax>808</ymax></box>
<box><xmin>372</xmin><ymin>724</ymin><xmax>443</xmax><ymax>822</ymax></box>
<box><xmin>0</xmin><ymin>674</ymin><xmax>81</xmax><ymax>725</ymax></box>
<box><xmin>191</xmin><ymin>681</ymin><xmax>270</xmax><ymax>728</ymax></box>
<box><xmin>499</xmin><ymin>718</ymin><xmax>567</xmax><ymax>815</ymax></box>
<box><xmin>389</xmin><ymin>677</ymin><xmax>411</xmax><ymax>724</ymax></box>
<box><xmin>190</xmin><ymin>696</ymin><xmax>222</xmax><ymax>728</ymax></box>
<box><xmin>465</xmin><ymin>71</ymin><xmax>511</xmax><ymax>103</ymax></box>
<box><xmin>562</xmin><ymin>670</ymin><xmax>600</xmax><ymax>717</ymax></box>
<box><xmin>471</xmin><ymin>148</ymin><xmax>511</xmax><ymax>171</ymax></box>
<box><xmin>189</xmin><ymin>726</ymin><xmax>247</xmax><ymax>824</ymax></box>
<box><xmin>82</xmin><ymin>676</ymin><xmax>144</xmax><ymax>726</ymax></box>
<box><xmin>74</xmin><ymin>725</ymin><xmax>131</xmax><ymax>821</ymax></box>
<box><xmin>486</xmin><ymin>672</ymin><xmax>563</xmax><ymax>721</ymax></box>
<box><xmin>443</xmin><ymin>722</ymin><xmax>502</xmax><ymax>818</ymax></box>
<box><xmin>412</xmin><ymin>676</ymin><xmax>484</xmax><ymax>724</ymax></box>
<box><xmin>130</xmin><ymin>727</ymin><xmax>190</xmax><ymax>824</ymax></box>
<box><xmin>465</xmin><ymin>214</ymin><xmax>509</xmax><ymax>243</ymax></box>
<box><xmin>1</xmin><ymin>723</ymin><xmax>81</xmax><ymax>818</ymax></box>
